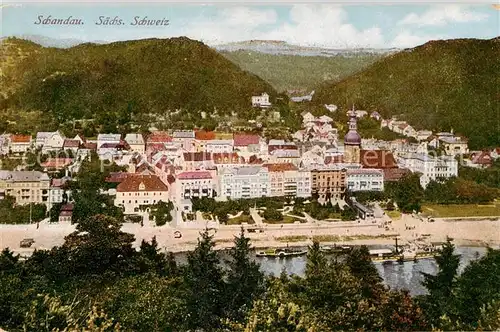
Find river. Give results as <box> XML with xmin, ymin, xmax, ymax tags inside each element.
<box><xmin>255</xmin><ymin>246</ymin><xmax>487</xmax><ymax>296</ymax></box>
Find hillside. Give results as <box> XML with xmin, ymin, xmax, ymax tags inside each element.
<box><xmin>220</xmin><ymin>50</ymin><xmax>382</xmax><ymax>92</ymax></box>
<box><xmin>1</xmin><ymin>37</ymin><xmax>276</xmax><ymax>125</ymax></box>
<box><xmin>313</xmin><ymin>37</ymin><xmax>500</xmax><ymax>149</ymax></box>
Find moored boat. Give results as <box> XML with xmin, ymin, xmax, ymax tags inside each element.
<box><xmin>256</xmin><ymin>247</ymin><xmax>308</xmax><ymax>258</ymax></box>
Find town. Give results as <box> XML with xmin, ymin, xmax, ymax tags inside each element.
<box><xmin>0</xmin><ymin>94</ymin><xmax>497</xmax><ymax>226</ymax></box>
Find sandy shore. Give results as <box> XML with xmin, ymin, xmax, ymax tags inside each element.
<box><xmin>1</xmin><ymin>214</ymin><xmax>499</xmax><ymax>257</ymax></box>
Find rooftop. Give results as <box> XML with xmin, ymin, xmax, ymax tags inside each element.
<box><xmin>177</xmin><ymin>171</ymin><xmax>212</xmax><ymax>180</ymax></box>
<box><xmin>117</xmin><ymin>174</ymin><xmax>168</xmax><ymax>192</ymax></box>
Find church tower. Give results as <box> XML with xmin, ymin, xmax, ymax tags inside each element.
<box><xmin>344</xmin><ymin>107</ymin><xmax>361</xmax><ymax>164</ymax></box>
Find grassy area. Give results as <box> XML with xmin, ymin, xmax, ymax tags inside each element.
<box><xmin>227</xmin><ymin>214</ymin><xmax>255</xmax><ymax>225</ymax></box>
<box><xmin>386</xmin><ymin>210</ymin><xmax>402</xmax><ymax>220</ymax></box>
<box><xmin>276</xmin><ymin>235</ymin><xmax>309</xmax><ymax>243</ymax></box>
<box><xmin>264</xmin><ymin>215</ymin><xmax>303</xmax><ymax>224</ymax></box>
<box><xmin>421</xmin><ymin>203</ymin><xmax>500</xmax><ymax>218</ymax></box>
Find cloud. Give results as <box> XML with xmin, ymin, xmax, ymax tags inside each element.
<box><xmin>398</xmin><ymin>5</ymin><xmax>489</xmax><ymax>26</ymax></box>
<box><xmin>184</xmin><ymin>5</ymin><xmax>384</xmax><ymax>48</ymax></box>
<box><xmin>390</xmin><ymin>30</ymin><xmax>448</xmax><ymax>48</ymax></box>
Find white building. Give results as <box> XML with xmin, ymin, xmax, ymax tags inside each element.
<box><xmin>204</xmin><ymin>140</ymin><xmax>234</xmax><ymax>154</ymax></box>
<box><xmin>39</xmin><ymin>131</ymin><xmax>65</xmax><ymax>152</ymax></box>
<box><xmin>115</xmin><ymin>174</ymin><xmax>169</xmax><ymax>214</ymax></box>
<box><xmin>346</xmin><ymin>169</ymin><xmax>384</xmax><ymax>192</ymax></box>
<box><xmin>296</xmin><ymin>169</ymin><xmax>312</xmax><ymax>198</ymax></box>
<box><xmin>251</xmin><ymin>92</ymin><xmax>271</xmax><ymax>108</ymax></box>
<box><xmin>97</xmin><ymin>134</ymin><xmax>121</xmax><ymax>149</ymax></box>
<box><xmin>219</xmin><ymin>166</ymin><xmax>269</xmax><ymax>200</ymax></box>
<box><xmin>124</xmin><ymin>133</ymin><xmax>145</xmax><ymax>154</ymax></box>
<box><xmin>397</xmin><ymin>153</ymin><xmax>458</xmax><ymax>188</ymax></box>
<box><xmin>175</xmin><ymin>171</ymin><xmax>217</xmax><ymax>202</ymax></box>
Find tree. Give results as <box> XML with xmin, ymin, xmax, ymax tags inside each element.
<box><xmin>49</xmin><ymin>203</ymin><xmax>63</xmax><ymax>223</ymax></box>
<box><xmin>224</xmin><ymin>228</ymin><xmax>264</xmax><ymax>323</ymax></box>
<box><xmin>387</xmin><ymin>173</ymin><xmax>424</xmax><ymax>213</ymax></box>
<box><xmin>138</xmin><ymin>236</ymin><xmax>177</xmax><ymax>277</ymax></box>
<box><xmin>345</xmin><ymin>245</ymin><xmax>384</xmax><ymax>300</ymax></box>
<box><xmin>150</xmin><ymin>200</ymin><xmax>174</xmax><ymax>226</ymax></box>
<box><xmin>420</xmin><ymin>237</ymin><xmax>460</xmax><ymax>325</ymax></box>
<box><xmin>263</xmin><ymin>207</ymin><xmax>283</xmax><ymax>221</ymax></box>
<box><xmin>183</xmin><ymin>228</ymin><xmax>226</xmax><ymax>330</ymax></box>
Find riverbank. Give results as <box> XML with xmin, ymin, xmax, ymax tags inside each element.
<box><xmin>1</xmin><ymin>214</ymin><xmax>499</xmax><ymax>256</ymax></box>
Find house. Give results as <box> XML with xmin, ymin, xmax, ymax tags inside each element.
<box><xmin>370</xmin><ymin>111</ymin><xmax>382</xmax><ymax>121</ymax></box>
<box><xmin>251</xmin><ymin>92</ymin><xmax>271</xmax><ymax>108</ymax></box>
<box><xmin>416</xmin><ymin>130</ymin><xmax>433</xmax><ymax>141</ymax></box>
<box><xmin>263</xmin><ymin>163</ymin><xmax>299</xmax><ymax>197</ymax></box>
<box><xmin>41</xmin><ymin>131</ymin><xmax>65</xmax><ymax>152</ymax></box>
<box><xmin>268</xmin><ymin>149</ymin><xmax>301</xmax><ymax>166</ymax></box>
<box><xmin>296</xmin><ymin>169</ymin><xmax>312</xmax><ymax>198</ymax></box>
<box><xmin>173</xmin><ymin>130</ymin><xmax>196</xmax><ymax>152</ymax></box>
<box><xmin>397</xmin><ymin>153</ymin><xmax>458</xmax><ymax>188</ymax></box>
<box><xmin>301</xmin><ymin>112</ymin><xmax>316</xmax><ymax>125</ymax></box>
<box><xmin>318</xmin><ymin>115</ymin><xmax>333</xmax><ymax>123</ymax></box>
<box><xmin>175</xmin><ymin>171</ymin><xmax>216</xmax><ymax>203</ymax></box>
<box><xmin>182</xmin><ymin>152</ymin><xmax>214</xmax><ymax>171</ymax></box>
<box><xmin>324</xmin><ymin>104</ymin><xmax>338</xmax><ymax>112</ymax></box>
<box><xmin>98</xmin><ymin>141</ymin><xmax>130</xmax><ymax>161</ymax></box>
<box><xmin>204</xmin><ymin>140</ymin><xmax>234</xmax><ymax>154</ymax></box>
<box><xmin>233</xmin><ymin>133</ymin><xmax>262</xmax><ymax>154</ymax></box>
<box><xmin>97</xmin><ymin>134</ymin><xmax>121</xmax><ymax>150</ymax></box>
<box><xmin>41</xmin><ymin>158</ymin><xmax>73</xmax><ymax>172</ymax></box>
<box><xmin>146</xmin><ymin>131</ymin><xmax>172</xmax><ymax>156</ymax></box>
<box><xmin>124</xmin><ymin>133</ymin><xmax>145</xmax><ymax>154</ymax></box>
<box><xmin>49</xmin><ymin>177</ymin><xmax>70</xmax><ymax>210</ymax></box>
<box><xmin>219</xmin><ymin>166</ymin><xmax>269</xmax><ymax>200</ymax></box>
<box><xmin>58</xmin><ymin>204</ymin><xmax>74</xmax><ymax>223</ymax></box>
<box><xmin>115</xmin><ymin>174</ymin><xmax>169</xmax><ymax>214</ymax></box>
<box><xmin>2</xmin><ymin>171</ymin><xmax>50</xmax><ymax>206</ymax></box>
<box><xmin>62</xmin><ymin>139</ymin><xmax>81</xmax><ymax>154</ymax></box>
<box><xmin>212</xmin><ymin>152</ymin><xmax>246</xmax><ymax>169</ymax></box>
<box><xmin>310</xmin><ymin>165</ymin><xmax>347</xmax><ymax>200</ymax></box>
<box><xmin>35</xmin><ymin>132</ymin><xmax>53</xmax><ymax>149</ymax></box>
<box><xmin>346</xmin><ymin>169</ymin><xmax>384</xmax><ymax>192</ymax></box>
<box><xmin>439</xmin><ymin>136</ymin><xmax>469</xmax><ymax>156</ymax></box>
<box><xmin>470</xmin><ymin>151</ymin><xmax>493</xmax><ymax>168</ymax></box>
<box><xmin>10</xmin><ymin>134</ymin><xmax>32</xmax><ymax>153</ymax></box>
<box><xmin>402</xmin><ymin>125</ymin><xmax>417</xmax><ymax>138</ymax></box>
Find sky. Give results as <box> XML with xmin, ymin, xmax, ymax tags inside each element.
<box><xmin>1</xmin><ymin>3</ymin><xmax>499</xmax><ymax>48</ymax></box>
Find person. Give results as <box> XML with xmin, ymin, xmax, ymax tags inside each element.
<box><xmin>36</xmin><ymin>222</ymin><xmax>39</xmax><ymax>229</ymax></box>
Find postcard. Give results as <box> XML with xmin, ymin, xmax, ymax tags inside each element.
<box><xmin>1</xmin><ymin>1</ymin><xmax>499</xmax><ymax>331</ymax></box>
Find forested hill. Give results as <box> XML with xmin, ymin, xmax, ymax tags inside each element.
<box><xmin>1</xmin><ymin>37</ymin><xmax>276</xmax><ymax>121</ymax></box>
<box><xmin>313</xmin><ymin>37</ymin><xmax>500</xmax><ymax>149</ymax></box>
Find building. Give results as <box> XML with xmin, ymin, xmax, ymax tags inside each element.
<box><xmin>124</xmin><ymin>133</ymin><xmax>145</xmax><ymax>154</ymax></box>
<box><xmin>2</xmin><ymin>171</ymin><xmax>50</xmax><ymax>206</ymax></box>
<box><xmin>10</xmin><ymin>134</ymin><xmax>32</xmax><ymax>154</ymax></box>
<box><xmin>346</xmin><ymin>169</ymin><xmax>384</xmax><ymax>192</ymax></box>
<box><xmin>397</xmin><ymin>153</ymin><xmax>458</xmax><ymax>188</ymax></box>
<box><xmin>212</xmin><ymin>152</ymin><xmax>246</xmax><ymax>170</ymax></box>
<box><xmin>115</xmin><ymin>174</ymin><xmax>169</xmax><ymax>214</ymax></box>
<box><xmin>58</xmin><ymin>204</ymin><xmax>73</xmax><ymax>223</ymax></box>
<box><xmin>268</xmin><ymin>149</ymin><xmax>301</xmax><ymax>166</ymax></box>
<box><xmin>416</xmin><ymin>130</ymin><xmax>433</xmax><ymax>141</ymax></box>
<box><xmin>263</xmin><ymin>163</ymin><xmax>299</xmax><ymax>197</ymax></box>
<box><xmin>296</xmin><ymin>169</ymin><xmax>312</xmax><ymax>198</ymax></box>
<box><xmin>41</xmin><ymin>158</ymin><xmax>74</xmax><ymax>172</ymax></box>
<box><xmin>439</xmin><ymin>136</ymin><xmax>469</xmax><ymax>156</ymax></box>
<box><xmin>62</xmin><ymin>139</ymin><xmax>81</xmax><ymax>154</ymax></box>
<box><xmin>344</xmin><ymin>110</ymin><xmax>361</xmax><ymax>164</ymax></box>
<box><xmin>219</xmin><ymin>166</ymin><xmax>269</xmax><ymax>200</ymax></box>
<box><xmin>310</xmin><ymin>165</ymin><xmax>347</xmax><ymax>199</ymax></box>
<box><xmin>97</xmin><ymin>133</ymin><xmax>121</xmax><ymax>149</ymax></box>
<box><xmin>204</xmin><ymin>140</ymin><xmax>234</xmax><ymax>154</ymax></box>
<box><xmin>175</xmin><ymin>171</ymin><xmax>216</xmax><ymax>201</ymax></box>
<box><xmin>41</xmin><ymin>131</ymin><xmax>65</xmax><ymax>152</ymax></box>
<box><xmin>251</xmin><ymin>92</ymin><xmax>271</xmax><ymax>108</ymax></box>
<box><xmin>182</xmin><ymin>152</ymin><xmax>214</xmax><ymax>171</ymax></box>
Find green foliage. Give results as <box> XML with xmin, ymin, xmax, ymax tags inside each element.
<box><xmin>221</xmin><ymin>50</ymin><xmax>381</xmax><ymax>92</ymax></box>
<box><xmin>0</xmin><ymin>196</ymin><xmax>46</xmax><ymax>224</ymax></box>
<box><xmin>183</xmin><ymin>228</ymin><xmax>225</xmax><ymax>330</ymax></box>
<box><xmin>263</xmin><ymin>207</ymin><xmax>283</xmax><ymax>221</ymax></box>
<box><xmin>4</xmin><ymin>37</ymin><xmax>276</xmax><ymax>128</ymax></box>
<box><xmin>149</xmin><ymin>200</ymin><xmax>174</xmax><ymax>226</ymax></box>
<box><xmin>424</xmin><ymin>177</ymin><xmax>498</xmax><ymax>204</ymax></box>
<box><xmin>314</xmin><ymin>37</ymin><xmax>500</xmax><ymax>149</ymax></box>
<box><xmin>386</xmin><ymin>173</ymin><xmax>424</xmax><ymax>213</ymax></box>
<box><xmin>459</xmin><ymin>163</ymin><xmax>500</xmax><ymax>190</ymax></box>
<box><xmin>224</xmin><ymin>228</ymin><xmax>264</xmax><ymax>323</ymax></box>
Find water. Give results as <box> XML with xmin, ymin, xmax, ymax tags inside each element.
<box><xmin>255</xmin><ymin>246</ymin><xmax>487</xmax><ymax>296</ymax></box>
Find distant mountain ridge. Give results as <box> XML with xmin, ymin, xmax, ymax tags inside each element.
<box><xmin>214</xmin><ymin>40</ymin><xmax>399</xmax><ymax>57</ymax></box>
<box><xmin>313</xmin><ymin>37</ymin><xmax>500</xmax><ymax>149</ymax></box>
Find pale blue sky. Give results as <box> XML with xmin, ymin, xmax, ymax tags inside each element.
<box><xmin>1</xmin><ymin>4</ymin><xmax>499</xmax><ymax>48</ymax></box>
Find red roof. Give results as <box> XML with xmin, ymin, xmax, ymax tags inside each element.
<box><xmin>183</xmin><ymin>152</ymin><xmax>212</xmax><ymax>162</ymax></box>
<box><xmin>82</xmin><ymin>142</ymin><xmax>97</xmax><ymax>150</ymax></box>
<box><xmin>63</xmin><ymin>139</ymin><xmax>80</xmax><ymax>148</ymax></box>
<box><xmin>472</xmin><ymin>151</ymin><xmax>492</xmax><ymax>166</ymax></box>
<box><xmin>177</xmin><ymin>171</ymin><xmax>212</xmax><ymax>180</ymax></box>
<box><xmin>117</xmin><ymin>175</ymin><xmax>168</xmax><ymax>192</ymax></box>
<box><xmin>268</xmin><ymin>145</ymin><xmax>298</xmax><ymax>153</ymax></box>
<box><xmin>147</xmin><ymin>131</ymin><xmax>172</xmax><ymax>143</ymax></box>
<box><xmin>263</xmin><ymin>163</ymin><xmax>298</xmax><ymax>172</ymax></box>
<box><xmin>325</xmin><ymin>155</ymin><xmax>344</xmax><ymax>164</ymax></box>
<box><xmin>383</xmin><ymin>168</ymin><xmax>410</xmax><ymax>182</ymax></box>
<box><xmin>234</xmin><ymin>133</ymin><xmax>260</xmax><ymax>146</ymax></box>
<box><xmin>11</xmin><ymin>134</ymin><xmax>31</xmax><ymax>143</ymax></box>
<box><xmin>41</xmin><ymin>158</ymin><xmax>73</xmax><ymax>169</ymax></box>
<box><xmin>105</xmin><ymin>172</ymin><xmax>130</xmax><ymax>183</ymax></box>
<box><xmin>195</xmin><ymin>130</ymin><xmax>216</xmax><ymax>140</ymax></box>
<box><xmin>360</xmin><ymin>150</ymin><xmax>397</xmax><ymax>169</ymax></box>
<box><xmin>212</xmin><ymin>152</ymin><xmax>244</xmax><ymax>164</ymax></box>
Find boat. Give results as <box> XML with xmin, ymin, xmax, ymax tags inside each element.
<box><xmin>256</xmin><ymin>247</ymin><xmax>308</xmax><ymax>258</ymax></box>
<box><xmin>320</xmin><ymin>244</ymin><xmax>353</xmax><ymax>254</ymax></box>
